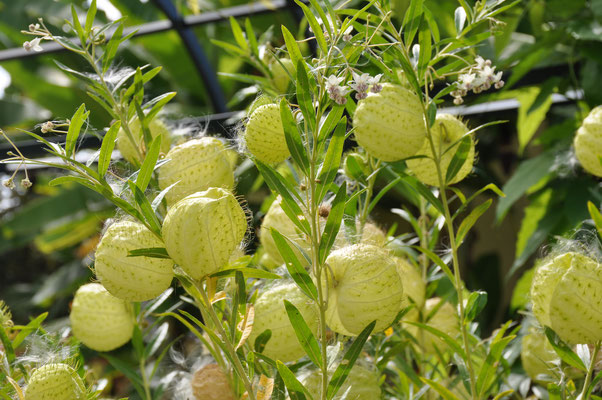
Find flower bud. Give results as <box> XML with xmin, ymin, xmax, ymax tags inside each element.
<box><xmin>25</xmin><ymin>363</ymin><xmax>86</xmax><ymax>400</ymax></box>
<box><xmin>353</xmin><ymin>84</ymin><xmax>426</xmax><ymax>161</ymax></box>
<box><xmin>406</xmin><ymin>113</ymin><xmax>475</xmax><ymax>186</ymax></box>
<box><xmin>574</xmin><ymin>106</ymin><xmax>602</xmax><ymax>177</ymax></box>
<box><xmin>244</xmin><ymin>104</ymin><xmax>290</xmax><ymax>164</ymax></box>
<box><xmin>158</xmin><ymin>137</ymin><xmax>234</xmax><ymax>205</ymax></box>
<box><xmin>117</xmin><ymin>118</ymin><xmax>171</xmax><ymax>166</ymax></box>
<box><xmin>162</xmin><ymin>188</ymin><xmax>247</xmax><ymax>279</ymax></box>
<box><xmin>191</xmin><ymin>363</ymin><xmax>235</xmax><ymax>400</ymax></box>
<box><xmin>324</xmin><ymin>244</ymin><xmax>404</xmax><ymax>336</ymax></box>
<box><xmin>69</xmin><ymin>283</ymin><xmax>134</xmax><ymax>352</ymax></box>
<box><xmin>94</xmin><ymin>221</ymin><xmax>174</xmax><ymax>301</ymax></box>
<box><xmin>248</xmin><ymin>281</ymin><xmax>319</xmax><ymax>362</ymax></box>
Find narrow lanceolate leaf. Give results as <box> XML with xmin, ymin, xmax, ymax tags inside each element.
<box><xmin>420</xmin><ymin>378</ymin><xmax>460</xmax><ymax>400</ymax></box>
<box><xmin>144</xmin><ymin>92</ymin><xmax>177</xmax><ymax>122</ymax></box>
<box><xmin>244</xmin><ymin>18</ymin><xmax>259</xmax><ymax>57</ymax></box>
<box><xmin>85</xmin><ymin>0</ymin><xmax>97</xmax><ymax>34</ymax></box>
<box><xmin>327</xmin><ymin>321</ymin><xmax>376</xmax><ymax>400</ymax></box>
<box><xmin>271</xmin><ymin>229</ymin><xmax>318</xmax><ymax>301</ymax></box>
<box><xmin>129</xmin><ymin>181</ymin><xmax>161</xmax><ymax>235</ymax></box>
<box><xmin>445</xmin><ymin>135</ymin><xmax>472</xmax><ymax>184</ymax></box>
<box><xmin>454</xmin><ymin>6</ymin><xmax>467</xmax><ymax>36</ymax></box>
<box><xmin>128</xmin><ymin>247</ymin><xmax>170</xmax><ymax>259</ymax></box>
<box><xmin>402</xmin><ymin>0</ymin><xmax>424</xmax><ymax>45</ymax></box>
<box><xmin>66</xmin><ymin>104</ymin><xmax>89</xmax><ymax>157</ymax></box>
<box><xmin>588</xmin><ymin>201</ymin><xmax>602</xmax><ymax>238</ymax></box>
<box><xmin>284</xmin><ymin>300</ymin><xmax>323</xmax><ymax>367</ymax></box>
<box><xmin>294</xmin><ymin>0</ymin><xmax>328</xmax><ymax>54</ymax></box>
<box><xmin>317</xmin><ymin>117</ymin><xmax>346</xmax><ymax>202</ymax></box>
<box><xmin>282</xmin><ymin>26</ymin><xmax>304</xmax><ymax>72</ymax></box>
<box><xmin>280</xmin><ymin>98</ymin><xmax>309</xmax><ymax>174</ymax></box>
<box><xmin>136</xmin><ymin>135</ymin><xmax>161</xmax><ymax>191</ymax></box>
<box><xmin>456</xmin><ymin>199</ymin><xmax>493</xmax><ymax>245</ymax></box>
<box><xmin>236</xmin><ymin>304</ymin><xmax>255</xmax><ymax>350</ymax></box>
<box><xmin>543</xmin><ymin>327</ymin><xmax>587</xmax><ymax>371</ymax></box>
<box><xmin>417</xmin><ymin>19</ymin><xmax>431</xmax><ymax>80</ymax></box>
<box><xmin>319</xmin><ymin>183</ymin><xmax>347</xmax><ymax>263</ymax></box>
<box><xmin>276</xmin><ymin>361</ymin><xmax>309</xmax><ymax>400</ymax></box>
<box><xmin>476</xmin><ymin>334</ymin><xmax>515</xmax><ymax>396</ymax></box>
<box><xmin>98</xmin><ymin>121</ymin><xmax>121</xmax><ymax>177</ymax></box>
<box><xmin>296</xmin><ymin>60</ymin><xmax>316</xmax><ymax>133</ymax></box>
<box><xmin>464</xmin><ymin>291</ymin><xmax>487</xmax><ymax>322</ymax></box>
<box><xmin>318</xmin><ymin>105</ymin><xmax>345</xmax><ymax>141</ymax></box>
<box><xmin>209</xmin><ymin>268</ymin><xmax>281</xmax><ymax>280</ymax></box>
<box><xmin>229</xmin><ymin>17</ymin><xmax>248</xmax><ymax>52</ymax></box>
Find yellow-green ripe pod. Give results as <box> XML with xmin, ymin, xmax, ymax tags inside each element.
<box><xmin>24</xmin><ymin>363</ymin><xmax>86</xmax><ymax>400</ymax></box>
<box><xmin>248</xmin><ymin>281</ymin><xmax>319</xmax><ymax>363</ymax></box>
<box><xmin>353</xmin><ymin>84</ymin><xmax>426</xmax><ymax>162</ymax></box>
<box><xmin>271</xmin><ymin>58</ymin><xmax>296</xmax><ymax>94</ymax></box>
<box><xmin>94</xmin><ymin>221</ymin><xmax>174</xmax><ymax>301</ymax></box>
<box><xmin>531</xmin><ymin>252</ymin><xmax>602</xmax><ymax>344</ymax></box>
<box><xmin>162</xmin><ymin>188</ymin><xmax>247</xmax><ymax>279</ymax></box>
<box><xmin>521</xmin><ymin>330</ymin><xmax>559</xmax><ymax>383</ymax></box>
<box><xmin>406</xmin><ymin>113</ymin><xmax>475</xmax><ymax>186</ymax></box>
<box><xmin>191</xmin><ymin>364</ymin><xmax>235</xmax><ymax>400</ymax></box>
<box><xmin>408</xmin><ymin>297</ymin><xmax>460</xmax><ymax>353</ymax></box>
<box><xmin>158</xmin><ymin>137</ymin><xmax>235</xmax><ymax>206</ymax></box>
<box><xmin>69</xmin><ymin>283</ymin><xmax>134</xmax><ymax>352</ymax></box>
<box><xmin>300</xmin><ymin>362</ymin><xmax>381</xmax><ymax>400</ymax></box>
<box><xmin>574</xmin><ymin>106</ymin><xmax>602</xmax><ymax>177</ymax></box>
<box><xmin>244</xmin><ymin>104</ymin><xmax>290</xmax><ymax>164</ymax></box>
<box><xmin>324</xmin><ymin>244</ymin><xmax>404</xmax><ymax>336</ymax></box>
<box><xmin>117</xmin><ymin>118</ymin><xmax>171</xmax><ymax>166</ymax></box>
<box><xmin>395</xmin><ymin>257</ymin><xmax>426</xmax><ymax>310</ymax></box>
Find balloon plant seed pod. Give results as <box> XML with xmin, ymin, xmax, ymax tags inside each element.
<box><xmin>158</xmin><ymin>137</ymin><xmax>235</xmax><ymax>206</ymax></box>
<box><xmin>271</xmin><ymin>58</ymin><xmax>295</xmax><ymax>94</ymax></box>
<box><xmin>244</xmin><ymin>103</ymin><xmax>290</xmax><ymax>164</ymax></box>
<box><xmin>574</xmin><ymin>106</ymin><xmax>602</xmax><ymax>177</ymax></box>
<box><xmin>69</xmin><ymin>283</ymin><xmax>134</xmax><ymax>352</ymax></box>
<box><xmin>323</xmin><ymin>244</ymin><xmax>404</xmax><ymax>336</ymax></box>
<box><xmin>117</xmin><ymin>117</ymin><xmax>171</xmax><ymax>166</ymax></box>
<box><xmin>94</xmin><ymin>220</ymin><xmax>174</xmax><ymax>301</ymax></box>
<box><xmin>248</xmin><ymin>281</ymin><xmax>319</xmax><ymax>363</ymax></box>
<box><xmin>24</xmin><ymin>363</ymin><xmax>86</xmax><ymax>400</ymax></box>
<box><xmin>162</xmin><ymin>188</ymin><xmax>247</xmax><ymax>280</ymax></box>
<box><xmin>407</xmin><ymin>297</ymin><xmax>460</xmax><ymax>354</ymax></box>
<box><xmin>300</xmin><ymin>361</ymin><xmax>381</xmax><ymax>400</ymax></box>
<box><xmin>530</xmin><ymin>251</ymin><xmax>602</xmax><ymax>344</ymax></box>
<box><xmin>191</xmin><ymin>363</ymin><xmax>236</xmax><ymax>400</ymax></box>
<box><xmin>406</xmin><ymin>113</ymin><xmax>475</xmax><ymax>186</ymax></box>
<box><xmin>521</xmin><ymin>329</ymin><xmax>560</xmax><ymax>383</ymax></box>
<box><xmin>395</xmin><ymin>257</ymin><xmax>426</xmax><ymax>310</ymax></box>
<box><xmin>352</xmin><ymin>84</ymin><xmax>426</xmax><ymax>162</ymax></box>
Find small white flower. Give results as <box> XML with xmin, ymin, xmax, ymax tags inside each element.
<box><xmin>21</xmin><ymin>178</ymin><xmax>32</xmax><ymax>189</ymax></box>
<box><xmin>350</xmin><ymin>72</ymin><xmax>371</xmax><ymax>92</ymax></box>
<box><xmin>475</xmin><ymin>56</ymin><xmax>491</xmax><ymax>69</ymax></box>
<box><xmin>3</xmin><ymin>179</ymin><xmax>15</xmax><ymax>190</ymax></box>
<box><xmin>326</xmin><ymin>75</ymin><xmax>344</xmax><ymax>90</ymax></box>
<box><xmin>23</xmin><ymin>37</ymin><xmax>43</xmax><ymax>52</ymax></box>
<box><xmin>458</xmin><ymin>73</ymin><xmax>476</xmax><ymax>90</ymax></box>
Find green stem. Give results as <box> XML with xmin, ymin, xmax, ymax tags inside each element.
<box><xmin>579</xmin><ymin>341</ymin><xmax>601</xmax><ymax>400</ymax></box>
<box><xmin>139</xmin><ymin>356</ymin><xmax>152</xmax><ymax>400</ymax></box>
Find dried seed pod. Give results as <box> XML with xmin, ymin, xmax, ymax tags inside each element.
<box><xmin>158</xmin><ymin>137</ymin><xmax>235</xmax><ymax>206</ymax></box>
<box><xmin>244</xmin><ymin>104</ymin><xmax>290</xmax><ymax>164</ymax></box>
<box><xmin>24</xmin><ymin>363</ymin><xmax>86</xmax><ymax>400</ymax></box>
<box><xmin>191</xmin><ymin>363</ymin><xmax>235</xmax><ymax>400</ymax></box>
<box><xmin>406</xmin><ymin>113</ymin><xmax>475</xmax><ymax>186</ymax></box>
<box><xmin>574</xmin><ymin>106</ymin><xmax>602</xmax><ymax>177</ymax></box>
<box><xmin>248</xmin><ymin>281</ymin><xmax>319</xmax><ymax>362</ymax></box>
<box><xmin>162</xmin><ymin>188</ymin><xmax>247</xmax><ymax>279</ymax></box>
<box><xmin>353</xmin><ymin>84</ymin><xmax>426</xmax><ymax>161</ymax></box>
<box><xmin>69</xmin><ymin>283</ymin><xmax>134</xmax><ymax>352</ymax></box>
<box><xmin>324</xmin><ymin>244</ymin><xmax>404</xmax><ymax>336</ymax></box>
<box><xmin>117</xmin><ymin>118</ymin><xmax>171</xmax><ymax>166</ymax></box>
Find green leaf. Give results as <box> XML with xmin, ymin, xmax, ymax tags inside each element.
<box><xmin>230</xmin><ymin>17</ymin><xmax>248</xmax><ymax>52</ymax></box>
<box><xmin>98</xmin><ymin>121</ymin><xmax>121</xmax><ymax>177</ymax></box>
<box><xmin>417</xmin><ymin>19</ymin><xmax>431</xmax><ymax>80</ymax></box>
<box><xmin>284</xmin><ymin>300</ymin><xmax>322</xmax><ymax>367</ymax></box>
<box><xmin>0</xmin><ymin>325</ymin><xmax>14</xmax><ymax>364</ymax></box>
<box><xmin>544</xmin><ymin>326</ymin><xmax>587</xmax><ymax>371</ymax></box>
<box><xmin>128</xmin><ymin>181</ymin><xmax>161</xmax><ymax>235</ymax></box>
<box><xmin>209</xmin><ymin>267</ymin><xmax>281</xmax><ymax>280</ymax></box>
<box><xmin>270</xmin><ymin>229</ymin><xmax>318</xmax><ymax>301</ymax></box>
<box><xmin>412</xmin><ymin>245</ymin><xmax>454</xmax><ymax>284</ymax></box>
<box><xmin>456</xmin><ymin>199</ymin><xmax>492</xmax><ymax>245</ymax></box>
<box><xmin>295</xmin><ymin>0</ymin><xmax>328</xmax><ymax>54</ymax></box>
<box><xmin>445</xmin><ymin>136</ymin><xmax>472</xmax><ymax>184</ymax></box>
<box><xmin>308</xmin><ymin>0</ymin><xmax>332</xmax><ymax>37</ymax></box>
<box><xmin>12</xmin><ymin>313</ymin><xmax>48</xmax><ymax>349</ymax></box>
<box><xmin>316</xmin><ymin>117</ymin><xmax>346</xmax><ymax>202</ymax></box>
<box><xmin>245</xmin><ymin>18</ymin><xmax>259</xmax><ymax>57</ymax></box>
<box><xmin>588</xmin><ymin>201</ymin><xmax>602</xmax><ymax>238</ymax></box>
<box><xmin>102</xmin><ymin>353</ymin><xmax>145</xmax><ymax>398</ymax></box>
<box><xmin>296</xmin><ymin>60</ymin><xmax>316</xmax><ymax>133</ymax></box>
<box><xmin>143</xmin><ymin>92</ymin><xmax>177</xmax><ymax>122</ymax></box>
<box><xmin>516</xmin><ymin>84</ymin><xmax>556</xmax><ymax>154</ymax></box>
<box><xmin>123</xmin><ymin>67</ymin><xmax>162</xmax><ymax>99</ymax></box>
<box><xmin>282</xmin><ymin>26</ymin><xmax>304</xmax><ymax>73</ymax></box>
<box><xmin>85</xmin><ymin>0</ymin><xmax>97</xmax><ymax>34</ymax></box>
<box><xmin>464</xmin><ymin>291</ymin><xmax>487</xmax><ymax>322</ymax></box>
<box><xmin>368</xmin><ymin>176</ymin><xmax>403</xmax><ymax>214</ymax></box>
<box><xmin>276</xmin><ymin>361</ymin><xmax>309</xmax><ymax>400</ymax></box>
<box><xmin>280</xmin><ymin>98</ymin><xmax>309</xmax><ymax>174</ymax></box>
<box><xmin>420</xmin><ymin>378</ymin><xmax>460</xmax><ymax>400</ymax></box>
<box><xmin>327</xmin><ymin>321</ymin><xmax>376</xmax><ymax>400</ymax></box>
<box><xmin>403</xmin><ymin>0</ymin><xmax>424</xmax><ymax>45</ymax></box>
<box><xmin>318</xmin><ymin>105</ymin><xmax>345</xmax><ymax>141</ymax></box>
<box><xmin>136</xmin><ymin>134</ymin><xmax>161</xmax><ymax>191</ymax></box>
<box><xmin>66</xmin><ymin>104</ymin><xmax>89</xmax><ymax>157</ymax></box>
<box><xmin>319</xmin><ymin>183</ymin><xmax>346</xmax><ymax>263</ymax></box>
<box><xmin>102</xmin><ymin>23</ymin><xmax>124</xmax><ymax>73</ymax></box>
<box><xmin>254</xmin><ymin>329</ymin><xmax>272</xmax><ymax>353</ymax></box>
<box><xmin>405</xmin><ymin>320</ymin><xmax>466</xmax><ymax>358</ymax></box>
<box><xmin>476</xmin><ymin>332</ymin><xmax>515</xmax><ymax>396</ymax></box>
<box><xmin>454</xmin><ymin>7</ymin><xmax>466</xmax><ymax>35</ymax></box>
<box><xmin>128</xmin><ymin>247</ymin><xmax>170</xmax><ymax>259</ymax></box>
<box><xmin>71</xmin><ymin>5</ymin><xmax>86</xmax><ymax>44</ymax></box>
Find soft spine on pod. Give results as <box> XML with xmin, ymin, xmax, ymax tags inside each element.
<box><xmin>248</xmin><ymin>281</ymin><xmax>319</xmax><ymax>362</ymax></box>
<box><xmin>158</xmin><ymin>137</ymin><xmax>235</xmax><ymax>206</ymax></box>
<box><xmin>352</xmin><ymin>83</ymin><xmax>426</xmax><ymax>162</ymax></box>
<box><xmin>162</xmin><ymin>188</ymin><xmax>247</xmax><ymax>279</ymax></box>
<box><xmin>406</xmin><ymin>113</ymin><xmax>475</xmax><ymax>186</ymax></box>
<box><xmin>574</xmin><ymin>106</ymin><xmax>602</xmax><ymax>177</ymax></box>
<box><xmin>244</xmin><ymin>104</ymin><xmax>290</xmax><ymax>164</ymax></box>
<box><xmin>94</xmin><ymin>220</ymin><xmax>174</xmax><ymax>301</ymax></box>
<box><xmin>191</xmin><ymin>364</ymin><xmax>236</xmax><ymax>400</ymax></box>
<box><xmin>69</xmin><ymin>283</ymin><xmax>134</xmax><ymax>352</ymax></box>
<box><xmin>323</xmin><ymin>244</ymin><xmax>404</xmax><ymax>336</ymax></box>
<box><xmin>24</xmin><ymin>363</ymin><xmax>86</xmax><ymax>400</ymax></box>
<box><xmin>117</xmin><ymin>118</ymin><xmax>171</xmax><ymax>165</ymax></box>
<box><xmin>530</xmin><ymin>252</ymin><xmax>602</xmax><ymax>344</ymax></box>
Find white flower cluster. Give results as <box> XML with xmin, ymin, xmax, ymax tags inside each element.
<box><xmin>326</xmin><ymin>72</ymin><xmax>383</xmax><ymax>105</ymax></box>
<box><xmin>451</xmin><ymin>56</ymin><xmax>504</xmax><ymax>105</ymax></box>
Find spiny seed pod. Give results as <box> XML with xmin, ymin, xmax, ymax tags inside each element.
<box><xmin>324</xmin><ymin>244</ymin><xmax>404</xmax><ymax>336</ymax></box>
<box><xmin>574</xmin><ymin>106</ymin><xmax>602</xmax><ymax>177</ymax></box>
<box><xmin>162</xmin><ymin>188</ymin><xmax>247</xmax><ymax>279</ymax></box>
<box><xmin>407</xmin><ymin>298</ymin><xmax>459</xmax><ymax>353</ymax></box>
<box><xmin>521</xmin><ymin>330</ymin><xmax>559</xmax><ymax>383</ymax></box>
<box><xmin>300</xmin><ymin>362</ymin><xmax>381</xmax><ymax>400</ymax></box>
<box><xmin>395</xmin><ymin>257</ymin><xmax>426</xmax><ymax>309</ymax></box>
<box><xmin>334</xmin><ymin>222</ymin><xmax>387</xmax><ymax>248</ymax></box>
<box><xmin>353</xmin><ymin>84</ymin><xmax>426</xmax><ymax>161</ymax></box>
<box><xmin>191</xmin><ymin>364</ymin><xmax>235</xmax><ymax>400</ymax></box>
<box><xmin>69</xmin><ymin>283</ymin><xmax>134</xmax><ymax>352</ymax></box>
<box><xmin>158</xmin><ymin>137</ymin><xmax>235</xmax><ymax>206</ymax></box>
<box><xmin>25</xmin><ymin>363</ymin><xmax>86</xmax><ymax>400</ymax></box>
<box><xmin>244</xmin><ymin>104</ymin><xmax>290</xmax><ymax>164</ymax></box>
<box><xmin>531</xmin><ymin>252</ymin><xmax>602</xmax><ymax>344</ymax></box>
<box><xmin>406</xmin><ymin>113</ymin><xmax>475</xmax><ymax>186</ymax></box>
<box><xmin>94</xmin><ymin>221</ymin><xmax>174</xmax><ymax>301</ymax></box>
<box><xmin>249</xmin><ymin>281</ymin><xmax>319</xmax><ymax>363</ymax></box>
<box><xmin>117</xmin><ymin>118</ymin><xmax>171</xmax><ymax>166</ymax></box>
<box><xmin>271</xmin><ymin>58</ymin><xmax>296</xmax><ymax>93</ymax></box>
